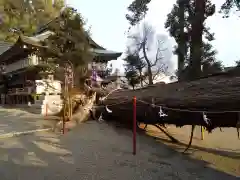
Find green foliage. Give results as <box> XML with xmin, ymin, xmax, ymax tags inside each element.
<box><xmin>43</xmin><ymin>8</ymin><xmax>91</xmax><ymax>64</ymax></box>
<box><xmin>201</xmin><ymin>42</ymin><xmax>216</xmax><ymax>63</ymax></box>
<box><xmin>165</xmin><ymin>0</ymin><xmax>216</xmax><ymax>56</ymax></box>
<box><xmin>165</xmin><ymin>0</ymin><xmax>223</xmax><ymax>80</ymax></box>
<box><xmin>126</xmin><ymin>0</ymin><xmax>151</xmax><ymax>26</ymax></box>
<box><xmin>202</xmin><ymin>61</ymin><xmax>224</xmax><ymax>75</ymax></box>
<box><xmin>124</xmin><ymin>54</ymin><xmax>146</xmax><ymax>72</ymax></box>
<box><xmin>0</xmin><ymin>0</ymin><xmax>64</xmax><ymax>42</ymax></box>
<box><xmin>220</xmin><ymin>0</ymin><xmax>240</xmax><ymax>16</ymax></box>
<box><xmin>37</xmin><ymin>7</ymin><xmax>93</xmax><ymax>87</ymax></box>
<box><xmin>235</xmin><ymin>60</ymin><xmax>240</xmax><ymax>67</ymax></box>
<box><xmin>178</xmin><ymin>60</ymin><xmax>223</xmax><ymax>80</ymax></box>
<box><xmin>124</xmin><ymin>53</ymin><xmax>146</xmax><ymax>87</ymax></box>
<box><xmin>125</xmin><ymin>68</ymin><xmax>140</xmax><ymax>89</ymax></box>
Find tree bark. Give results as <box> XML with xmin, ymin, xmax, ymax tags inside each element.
<box><xmin>178</xmin><ymin>0</ymin><xmax>186</xmax><ymax>81</ymax></box>
<box><xmin>98</xmin><ymin>72</ymin><xmax>240</xmax><ymax>131</ymax></box>
<box><xmin>143</xmin><ymin>43</ymin><xmax>153</xmax><ymax>85</ymax></box>
<box><xmin>189</xmin><ymin>0</ymin><xmax>206</xmax><ymax>80</ymax></box>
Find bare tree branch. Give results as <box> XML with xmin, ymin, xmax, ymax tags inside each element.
<box><xmin>127</xmin><ymin>22</ymin><xmax>170</xmax><ymax>85</ymax></box>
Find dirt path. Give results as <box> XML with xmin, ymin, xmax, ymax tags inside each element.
<box><xmin>0</xmin><ymin>121</ymin><xmax>238</xmax><ymax>179</ymax></box>
<box><xmin>144</xmin><ymin>125</ymin><xmax>240</xmax><ymax>177</ymax></box>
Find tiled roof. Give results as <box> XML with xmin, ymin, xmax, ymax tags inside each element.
<box><xmin>0</xmin><ymin>41</ymin><xmax>13</xmax><ymax>55</ymax></box>
<box><xmin>90</xmin><ymin>48</ymin><xmax>122</xmax><ymax>57</ymax></box>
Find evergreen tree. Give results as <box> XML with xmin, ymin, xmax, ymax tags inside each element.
<box><xmin>33</xmin><ymin>6</ymin><xmax>94</xmax><ymax>120</ymax></box>
<box><xmin>125</xmin><ymin>0</ymin><xmax>226</xmax><ymax>81</ymax></box>
<box><xmin>125</xmin><ymin>68</ymin><xmax>140</xmax><ymax>90</ymax></box>
<box><xmin>220</xmin><ymin>0</ymin><xmax>240</xmax><ymax>16</ymax></box>
<box><xmin>124</xmin><ymin>54</ymin><xmax>145</xmax><ymax>87</ymax></box>
<box><xmin>126</xmin><ymin>0</ymin><xmax>151</xmax><ymax>27</ymax></box>
<box><xmin>164</xmin><ymin>0</ymin><xmax>188</xmax><ymax>81</ymax></box>
<box><xmin>165</xmin><ymin>0</ymin><xmax>222</xmax><ymax>80</ymax></box>
<box><xmin>37</xmin><ymin>7</ymin><xmax>93</xmax><ymax>88</ymax></box>
<box><xmin>126</xmin><ymin>0</ymin><xmax>240</xmax><ymax>27</ymax></box>
<box><xmin>235</xmin><ymin>60</ymin><xmax>240</xmax><ymax>67</ymax></box>
<box><xmin>0</xmin><ymin>0</ymin><xmax>64</xmax><ymax>42</ymax></box>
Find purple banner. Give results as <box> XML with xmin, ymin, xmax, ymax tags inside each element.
<box><xmin>91</xmin><ymin>68</ymin><xmax>97</xmax><ymax>82</ymax></box>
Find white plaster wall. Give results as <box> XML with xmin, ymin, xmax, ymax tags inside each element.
<box><xmin>41</xmin><ymin>95</ymin><xmax>63</xmax><ymax>115</ymax></box>
<box><xmin>30</xmin><ymin>94</ymin><xmax>63</xmax><ymax>115</ymax></box>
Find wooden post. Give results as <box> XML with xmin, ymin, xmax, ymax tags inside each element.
<box><xmin>45</xmin><ymin>103</ymin><xmax>48</xmax><ymax>120</ymax></box>
<box><xmin>62</xmin><ymin>116</ymin><xmax>65</xmax><ymax>134</ymax></box>
<box><xmin>69</xmin><ymin>97</ymin><xmax>72</xmax><ymax>118</ymax></box>
<box><xmin>201</xmin><ymin>126</ymin><xmax>204</xmax><ymax>140</ymax></box>
<box><xmin>133</xmin><ymin>96</ymin><xmax>137</xmax><ymax>155</ymax></box>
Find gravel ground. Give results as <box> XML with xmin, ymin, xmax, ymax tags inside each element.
<box><xmin>0</xmin><ymin>121</ymin><xmax>238</xmax><ymax>180</ymax></box>
<box><xmin>0</xmin><ymin>107</ymin><xmax>57</xmax><ymax>135</ymax></box>
<box><xmin>145</xmin><ymin>125</ymin><xmax>240</xmax><ymax>177</ymax></box>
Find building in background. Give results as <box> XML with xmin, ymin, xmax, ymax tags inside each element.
<box><xmin>0</xmin><ymin>21</ymin><xmax>122</xmax><ymax>115</ymax></box>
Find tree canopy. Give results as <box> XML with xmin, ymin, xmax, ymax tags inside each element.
<box><xmin>0</xmin><ymin>0</ymin><xmax>64</xmax><ymax>42</ymax></box>
<box><xmin>127</xmin><ymin>22</ymin><xmax>169</xmax><ymax>85</ymax></box>
<box><xmin>126</xmin><ymin>0</ymin><xmax>240</xmax><ymax>26</ymax></box>
<box><xmin>37</xmin><ymin>7</ymin><xmax>93</xmax><ymax>87</ymax></box>
<box><xmin>126</xmin><ymin>0</ymin><xmax>229</xmax><ymax>81</ymax></box>
<box><xmin>165</xmin><ymin>0</ymin><xmax>223</xmax><ymax>80</ymax></box>
<box><xmin>126</xmin><ymin>0</ymin><xmax>239</xmax><ymax>81</ymax></box>
<box><xmin>124</xmin><ymin>53</ymin><xmax>145</xmax><ymax>87</ymax></box>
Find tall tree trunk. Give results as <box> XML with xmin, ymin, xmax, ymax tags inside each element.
<box><xmin>143</xmin><ymin>43</ymin><xmax>153</xmax><ymax>85</ymax></box>
<box><xmin>189</xmin><ymin>0</ymin><xmax>206</xmax><ymax>80</ymax></box>
<box><xmin>178</xmin><ymin>0</ymin><xmax>186</xmax><ymax>81</ymax></box>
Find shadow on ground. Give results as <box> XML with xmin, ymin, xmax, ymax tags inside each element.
<box><xmin>0</xmin><ymin>120</ymin><xmax>237</xmax><ymax>179</ymax></box>
<box><xmin>153</xmin><ymin>135</ymin><xmax>240</xmax><ymax>160</ymax></box>
<box><xmin>0</xmin><ymin>105</ymin><xmax>238</xmax><ymax>179</ymax></box>
<box><xmin>0</xmin><ymin>107</ymin><xmax>58</xmax><ymax>135</ymax></box>
<box><xmin>106</xmin><ymin>121</ymin><xmax>240</xmax><ymax>178</ymax></box>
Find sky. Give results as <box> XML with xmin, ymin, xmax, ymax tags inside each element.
<box><xmin>66</xmin><ymin>0</ymin><xmax>240</xmax><ymax>74</ymax></box>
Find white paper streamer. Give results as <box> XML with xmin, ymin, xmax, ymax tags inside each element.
<box><xmin>98</xmin><ymin>113</ymin><xmax>104</xmax><ymax>122</ymax></box>
<box><xmin>159</xmin><ymin>106</ymin><xmax>168</xmax><ymax>117</ymax></box>
<box><xmin>105</xmin><ymin>106</ymin><xmax>112</xmax><ymax>113</ymax></box>
<box><xmin>203</xmin><ymin>112</ymin><xmax>210</xmax><ymax>125</ymax></box>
